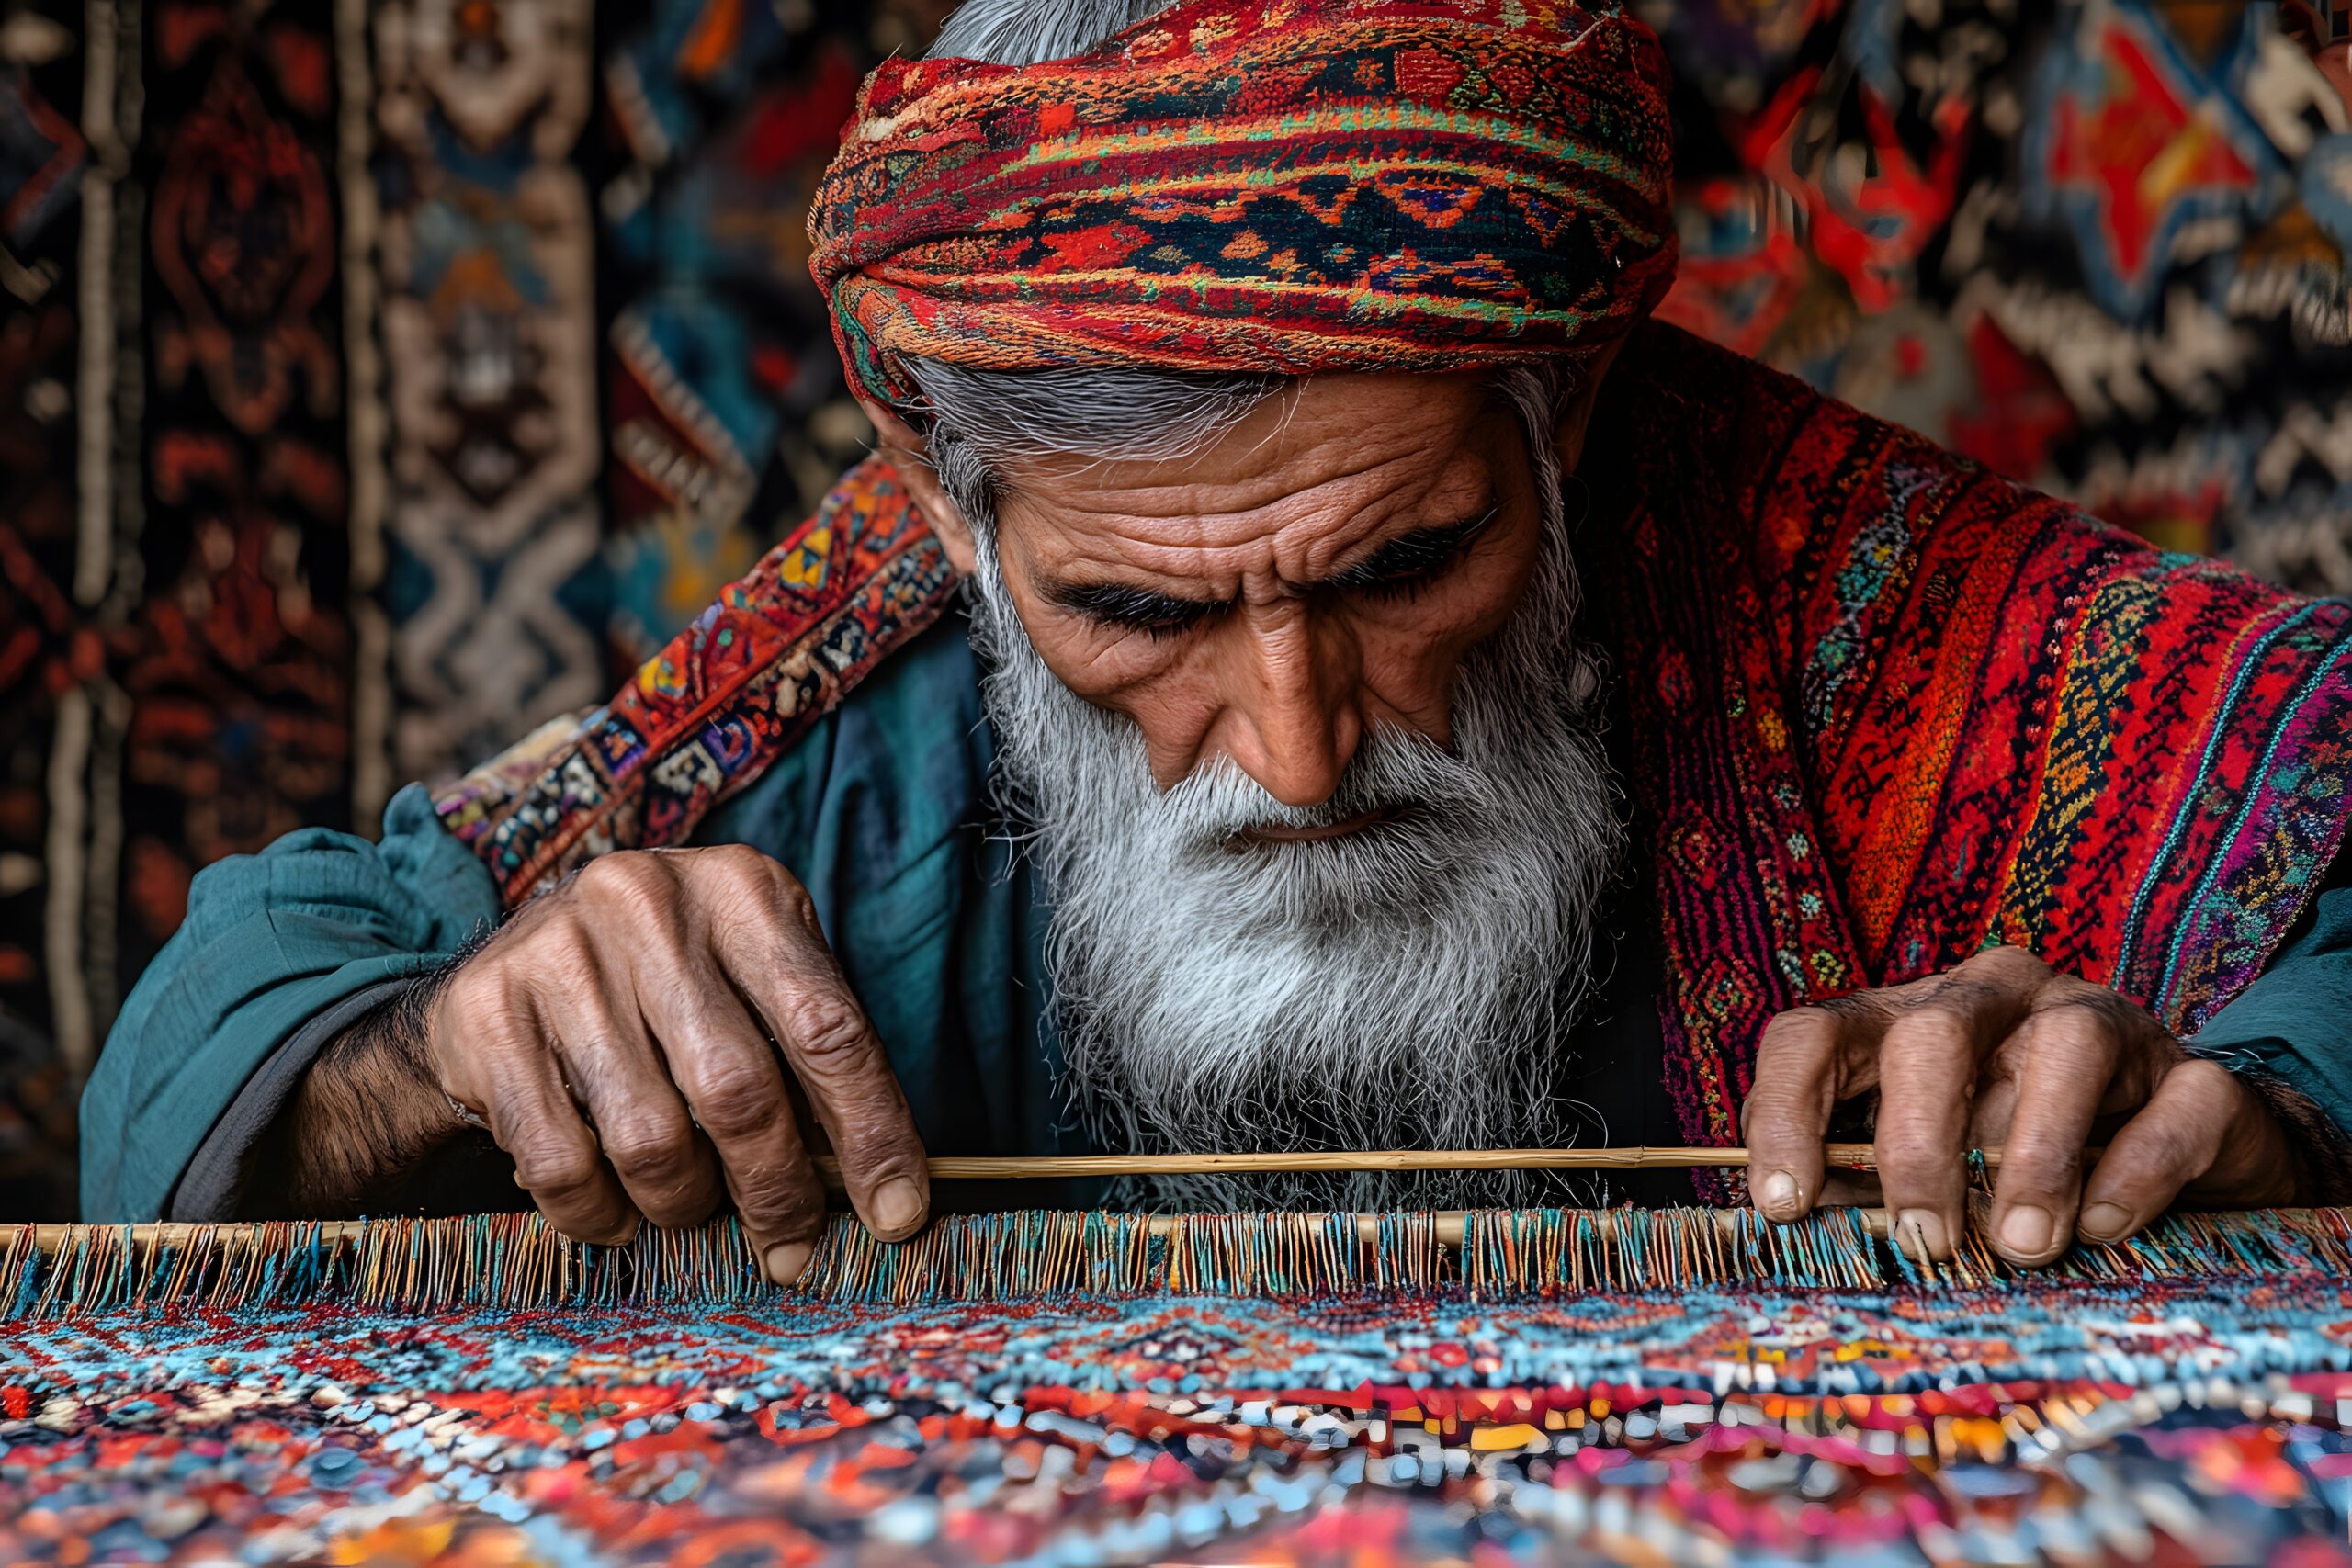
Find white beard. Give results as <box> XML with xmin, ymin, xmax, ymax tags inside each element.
<box><xmin>965</xmin><ymin>457</ymin><xmax>1625</xmax><ymax>1211</ymax></box>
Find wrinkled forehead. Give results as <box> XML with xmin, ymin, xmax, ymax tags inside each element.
<box><xmin>989</xmin><ymin>372</ymin><xmax>1521</xmax><ymax>577</ymax></box>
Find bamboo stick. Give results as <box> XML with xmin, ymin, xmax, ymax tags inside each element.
<box><xmin>820</xmin><ymin>1143</ymin><xmax>1936</xmax><ymax>1181</ymax></box>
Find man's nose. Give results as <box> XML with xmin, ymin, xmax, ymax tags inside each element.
<box><xmin>1212</xmin><ymin>602</ymin><xmax>1362</xmax><ymax>807</ymax></box>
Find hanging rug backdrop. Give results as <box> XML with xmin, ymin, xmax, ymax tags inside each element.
<box><xmin>6</xmin><ymin>1205</ymin><xmax>2352</xmax><ymax>1564</ymax></box>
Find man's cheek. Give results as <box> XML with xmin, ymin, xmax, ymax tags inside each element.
<box><xmin>1351</xmin><ymin>627</ymin><xmax>1470</xmax><ymax>744</ymax></box>
<box><xmin>1355</xmin><ymin>573</ymin><xmax>1520</xmax><ymax>699</ymax></box>
<box><xmin>1026</xmin><ymin>617</ymin><xmax>1178</xmax><ymax>704</ymax></box>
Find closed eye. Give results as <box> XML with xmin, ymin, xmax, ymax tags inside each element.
<box><xmin>1039</xmin><ymin>508</ymin><xmax>1498</xmax><ymax>637</ymax></box>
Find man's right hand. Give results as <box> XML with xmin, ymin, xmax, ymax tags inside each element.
<box><xmin>422</xmin><ymin>845</ymin><xmax>929</xmax><ymax>1282</ymax></box>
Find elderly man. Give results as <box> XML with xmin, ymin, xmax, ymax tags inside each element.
<box><xmin>83</xmin><ymin>0</ymin><xmax>2352</xmax><ymax>1287</ymax></box>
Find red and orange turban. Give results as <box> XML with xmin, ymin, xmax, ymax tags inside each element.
<box><xmin>810</xmin><ymin>0</ymin><xmax>1678</xmax><ymax>403</ymax></box>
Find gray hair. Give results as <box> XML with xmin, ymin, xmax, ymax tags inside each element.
<box><xmin>929</xmin><ymin>0</ymin><xmax>1173</xmax><ymax>64</ymax></box>
<box><xmin>908</xmin><ymin>0</ymin><xmax>1567</xmax><ymax>536</ymax></box>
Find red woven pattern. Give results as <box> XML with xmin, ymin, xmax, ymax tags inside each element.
<box><xmin>435</xmin><ymin>459</ymin><xmax>956</xmax><ymax>904</ymax></box>
<box><xmin>1602</xmin><ymin>325</ymin><xmax>2352</xmax><ymax>1168</ymax></box>
<box><xmin>808</xmin><ymin>0</ymin><xmax>1676</xmax><ymax>403</ymax></box>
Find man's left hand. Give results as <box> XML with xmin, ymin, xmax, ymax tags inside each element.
<box><xmin>1741</xmin><ymin>945</ymin><xmax>2298</xmax><ymax>1264</ymax></box>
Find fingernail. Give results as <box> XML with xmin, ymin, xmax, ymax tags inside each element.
<box><xmin>2078</xmin><ymin>1202</ymin><xmax>2132</xmax><ymax>1240</ymax></box>
<box><xmin>872</xmin><ymin>1177</ymin><xmax>925</xmax><ymax>1237</ymax></box>
<box><xmin>763</xmin><ymin>1240</ymin><xmax>814</xmax><ymax>1286</ymax></box>
<box><xmin>1896</xmin><ymin>1208</ymin><xmax>1949</xmax><ymax>1261</ymax></box>
<box><xmin>1757</xmin><ymin>1170</ymin><xmax>1798</xmax><ymax>1215</ymax></box>
<box><xmin>1998</xmin><ymin>1205</ymin><xmax>2053</xmax><ymax>1258</ymax></box>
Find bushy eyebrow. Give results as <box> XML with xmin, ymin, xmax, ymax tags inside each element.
<box><xmin>1320</xmin><ymin>510</ymin><xmax>1498</xmax><ymax>587</ymax></box>
<box><xmin>1037</xmin><ymin>510</ymin><xmax>1500</xmax><ymax>629</ymax></box>
<box><xmin>1044</xmin><ymin>580</ymin><xmax>1213</xmax><ymax>626</ymax></box>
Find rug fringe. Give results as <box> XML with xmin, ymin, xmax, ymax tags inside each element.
<box><xmin>8</xmin><ymin>1203</ymin><xmax>2350</xmax><ymax>1317</ymax></box>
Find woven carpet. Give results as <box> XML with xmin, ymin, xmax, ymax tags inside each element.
<box><xmin>5</xmin><ymin>1208</ymin><xmax>2352</xmax><ymax>1564</ymax></box>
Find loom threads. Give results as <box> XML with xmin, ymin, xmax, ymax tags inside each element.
<box><xmin>8</xmin><ymin>1205</ymin><xmax>2352</xmax><ymax>1318</ymax></box>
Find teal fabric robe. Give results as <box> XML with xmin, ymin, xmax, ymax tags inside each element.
<box><xmin>82</xmin><ymin>619</ymin><xmax>1065</xmax><ymax>1222</ymax></box>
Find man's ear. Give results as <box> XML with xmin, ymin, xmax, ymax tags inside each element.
<box><xmin>1552</xmin><ymin>336</ymin><xmax>1624</xmax><ymax>475</ymax></box>
<box><xmin>856</xmin><ymin>394</ymin><xmax>979</xmax><ymax>576</ymax></box>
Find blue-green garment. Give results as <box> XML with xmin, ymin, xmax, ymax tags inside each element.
<box><xmin>78</xmin><ymin>615</ymin><xmax>2352</xmax><ymax>1222</ymax></box>
<box><xmin>83</xmin><ymin>619</ymin><xmax>1063</xmax><ymax>1223</ymax></box>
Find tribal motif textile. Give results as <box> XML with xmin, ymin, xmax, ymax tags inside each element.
<box><xmin>0</xmin><ymin>0</ymin><xmax>94</xmax><ymax>1221</ymax></box>
<box><xmin>1598</xmin><ymin>324</ymin><xmax>2352</xmax><ymax>1160</ymax></box>
<box><xmin>1645</xmin><ymin>0</ymin><xmax>2352</xmax><ymax>586</ymax></box>
<box><xmin>600</xmin><ymin>1</ymin><xmax>878</xmax><ymax>669</ymax></box>
<box><xmin>132</xmin><ymin>0</ymin><xmax>356</xmax><ymax>892</ymax></box>
<box><xmin>10</xmin><ymin>1211</ymin><xmax>2352</xmax><ymax>1564</ymax></box>
<box><xmin>123</xmin><ymin>2</ymin><xmax>357</xmax><ymax>1033</ymax></box>
<box><xmin>430</xmin><ymin>323</ymin><xmax>2352</xmax><ymax>1165</ymax></box>
<box><xmin>365</xmin><ymin>0</ymin><xmax>607</xmax><ymax>784</ymax></box>
<box><xmin>809</xmin><ymin>0</ymin><xmax>1679</xmax><ymax>403</ymax></box>
<box><xmin>435</xmin><ymin>459</ymin><xmax>956</xmax><ymax>902</ymax></box>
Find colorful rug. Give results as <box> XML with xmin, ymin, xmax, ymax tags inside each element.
<box><xmin>6</xmin><ymin>1208</ymin><xmax>2352</xmax><ymax>1564</ymax></box>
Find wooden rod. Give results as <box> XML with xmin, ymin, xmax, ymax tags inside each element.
<box><xmin>814</xmin><ymin>1144</ymin><xmax>1963</xmax><ymax>1181</ymax></box>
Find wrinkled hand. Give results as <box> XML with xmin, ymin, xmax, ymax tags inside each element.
<box><xmin>424</xmin><ymin>846</ymin><xmax>927</xmax><ymax>1281</ymax></box>
<box><xmin>1741</xmin><ymin>946</ymin><xmax>2297</xmax><ymax>1264</ymax></box>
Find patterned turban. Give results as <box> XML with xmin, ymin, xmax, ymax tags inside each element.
<box><xmin>809</xmin><ymin>0</ymin><xmax>1678</xmax><ymax>404</ymax></box>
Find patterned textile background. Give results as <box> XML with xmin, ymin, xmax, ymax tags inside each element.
<box><xmin>1</xmin><ymin>0</ymin><xmax>2349</xmax><ymax>1221</ymax></box>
